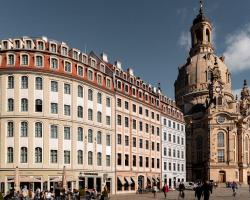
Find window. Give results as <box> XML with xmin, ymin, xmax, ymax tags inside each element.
<box><xmin>50</xmin><ymin>43</ymin><xmax>57</xmax><ymax>52</ymax></box>
<box><xmin>106</xmin><ymin>155</ymin><xmax>111</xmax><ymax>166</ymax></box>
<box><xmin>117</xmin><ymin>153</ymin><xmax>122</xmax><ymax>165</ymax></box>
<box><xmin>106</xmin><ymin>116</ymin><xmax>111</xmax><ymax>125</ymax></box>
<box><xmin>36</xmin><ymin>55</ymin><xmax>43</xmax><ymax>67</ymax></box>
<box><xmin>7</xmin><ymin>147</ymin><xmax>13</xmax><ymax>163</ymax></box>
<box><xmin>157</xmin><ymin>143</ymin><xmax>160</xmax><ymax>151</ymax></box>
<box><xmin>97</xmin><ymin>131</ymin><xmax>102</xmax><ymax>144</ymax></box>
<box><xmin>64</xmin><ymin>150</ymin><xmax>70</xmax><ymax>164</ymax></box>
<box><xmin>164</xmin><ymin>132</ymin><xmax>167</xmax><ymax>141</ymax></box>
<box><xmin>164</xmin><ymin>147</ymin><xmax>167</xmax><ymax>156</ymax></box>
<box><xmin>125</xmin><ymin>135</ymin><xmax>129</xmax><ymax>146</ymax></box>
<box><xmin>88</xmin><ymin>70</ymin><xmax>93</xmax><ymax>81</ymax></box>
<box><xmin>21</xmin><ymin>98</ymin><xmax>28</xmax><ymax>112</ymax></box>
<box><xmin>133</xmin><ymin>137</ymin><xmax>136</xmax><ymax>147</ymax></box>
<box><xmin>117</xmin><ymin>134</ymin><xmax>122</xmax><ymax>144</ymax></box>
<box><xmin>35</xmin><ymin>122</ymin><xmax>42</xmax><ymax>137</ymax></box>
<box><xmin>97</xmin><ymin>74</ymin><xmax>102</xmax><ymax>85</ymax></box>
<box><xmin>37</xmin><ymin>41</ymin><xmax>44</xmax><ymax>50</ymax></box>
<box><xmin>117</xmin><ymin>98</ymin><xmax>122</xmax><ymax>107</ymax></box>
<box><xmin>21</xmin><ymin>76</ymin><xmax>28</xmax><ymax>89</ymax></box>
<box><xmin>78</xmin><ymin>106</ymin><xmax>83</xmax><ymax>118</ymax></box>
<box><xmin>8</xmin><ymin>54</ymin><xmax>14</xmax><ymax>65</ymax></box>
<box><xmin>106</xmin><ymin>134</ymin><xmax>111</xmax><ymax>146</ymax></box>
<box><xmin>218</xmin><ymin>149</ymin><xmax>225</xmax><ymax>162</ymax></box>
<box><xmin>20</xmin><ymin>147</ymin><xmax>28</xmax><ymax>163</ymax></box>
<box><xmin>88</xmin><ymin>109</ymin><xmax>93</xmax><ymax>120</ymax></box>
<box><xmin>35</xmin><ymin>147</ymin><xmax>42</xmax><ymax>163</ymax></box>
<box><xmin>146</xmin><ymin>157</ymin><xmax>149</xmax><ymax>167</ymax></box>
<box><xmin>78</xmin><ymin>85</ymin><xmax>83</xmax><ymax>97</ymax></box>
<box><xmin>97</xmin><ymin>152</ymin><xmax>102</xmax><ymax>166</ymax></box>
<box><xmin>51</xmin><ymin>125</ymin><xmax>58</xmax><ymax>138</ymax></box>
<box><xmin>133</xmin><ymin>104</ymin><xmax>136</xmax><ymax>112</ymax></box>
<box><xmin>125</xmin><ymin>117</ymin><xmax>129</xmax><ymax>128</ymax></box>
<box><xmin>139</xmin><ymin>121</ymin><xmax>143</xmax><ymax>131</ymax></box>
<box><xmin>62</xmin><ymin>47</ymin><xmax>68</xmax><ymax>56</ymax></box>
<box><xmin>106</xmin><ymin>97</ymin><xmax>111</xmax><ymax>107</ymax></box>
<box><xmin>7</xmin><ymin>121</ymin><xmax>14</xmax><ymax>137</ymax></box>
<box><xmin>146</xmin><ymin>140</ymin><xmax>149</xmax><ymax>149</ymax></box>
<box><xmin>151</xmin><ymin>158</ymin><xmax>154</xmax><ymax>168</ymax></box>
<box><xmin>88</xmin><ymin>151</ymin><xmax>93</xmax><ymax>165</ymax></box>
<box><xmin>64</xmin><ymin>84</ymin><xmax>71</xmax><ymax>94</ymax></box>
<box><xmin>145</xmin><ymin>109</ymin><xmax>149</xmax><ymax>117</ymax></box>
<box><xmin>169</xmin><ymin>163</ymin><xmax>171</xmax><ymax>171</ymax></box>
<box><xmin>64</xmin><ymin>61</ymin><xmax>71</xmax><ymax>72</ymax></box>
<box><xmin>50</xmin><ymin>150</ymin><xmax>57</xmax><ymax>163</ymax></box>
<box><xmin>97</xmin><ymin>93</ymin><xmax>102</xmax><ymax>104</ymax></box>
<box><xmin>8</xmin><ymin>76</ymin><xmax>14</xmax><ymax>89</ymax></box>
<box><xmin>117</xmin><ymin>115</ymin><xmax>121</xmax><ymax>125</ymax></box>
<box><xmin>152</xmin><ymin>142</ymin><xmax>155</xmax><ymax>151</ymax></box>
<box><xmin>51</xmin><ymin>58</ymin><xmax>58</xmax><ymax>69</ymax></box>
<box><xmin>151</xmin><ymin>112</ymin><xmax>154</xmax><ymax>119</ymax></box>
<box><xmin>139</xmin><ymin>139</ymin><xmax>143</xmax><ymax>148</ymax></box>
<box><xmin>173</xmin><ymin>135</ymin><xmax>176</xmax><ymax>143</ymax></box>
<box><xmin>125</xmin><ymin>101</ymin><xmax>129</xmax><ymax>110</ymax></box>
<box><xmin>139</xmin><ymin>107</ymin><xmax>143</xmax><ymax>115</ymax></box>
<box><xmin>8</xmin><ymin>98</ymin><xmax>14</xmax><ymax>111</ymax></box>
<box><xmin>78</xmin><ymin>127</ymin><xmax>83</xmax><ymax>141</ymax></box>
<box><xmin>88</xmin><ymin>89</ymin><xmax>93</xmax><ymax>101</ymax></box>
<box><xmin>77</xmin><ymin>66</ymin><xmax>83</xmax><ymax>76</ymax></box>
<box><xmin>88</xmin><ymin>129</ymin><xmax>93</xmax><ymax>143</ymax></box>
<box><xmin>51</xmin><ymin>103</ymin><xmax>58</xmax><ymax>114</ymax></box>
<box><xmin>133</xmin><ymin>119</ymin><xmax>136</xmax><ymax>129</ymax></box>
<box><xmin>157</xmin><ymin>127</ymin><xmax>160</xmax><ymax>136</ymax></box>
<box><xmin>21</xmin><ymin>54</ymin><xmax>28</xmax><ymax>65</ymax></box>
<box><xmin>168</xmin><ymin>134</ymin><xmax>171</xmax><ymax>142</ymax></box>
<box><xmin>51</xmin><ymin>81</ymin><xmax>58</xmax><ymax>92</ymax></box>
<box><xmin>168</xmin><ymin>148</ymin><xmax>171</xmax><ymax>157</ymax></box>
<box><xmin>217</xmin><ymin>132</ymin><xmax>224</xmax><ymax>147</ymax></box>
<box><xmin>35</xmin><ymin>77</ymin><xmax>43</xmax><ymax>90</ymax></box>
<box><xmin>78</xmin><ymin>150</ymin><xmax>83</xmax><ymax>164</ymax></box>
<box><xmin>125</xmin><ymin>154</ymin><xmax>129</xmax><ymax>166</ymax></box>
<box><xmin>106</xmin><ymin>78</ymin><xmax>111</xmax><ymax>88</ymax></box>
<box><xmin>64</xmin><ymin>105</ymin><xmax>70</xmax><ymax>116</ymax></box>
<box><xmin>35</xmin><ymin>99</ymin><xmax>43</xmax><ymax>112</ymax></box>
<box><xmin>146</xmin><ymin>124</ymin><xmax>149</xmax><ymax>133</ymax></box>
<box><xmin>151</xmin><ymin>126</ymin><xmax>154</xmax><ymax>134</ymax></box>
<box><xmin>133</xmin><ymin>155</ymin><xmax>136</xmax><ymax>167</ymax></box>
<box><xmin>64</xmin><ymin>127</ymin><xmax>70</xmax><ymax>140</ymax></box>
<box><xmin>157</xmin><ymin>159</ymin><xmax>160</xmax><ymax>168</ymax></box>
<box><xmin>20</xmin><ymin>121</ymin><xmax>28</xmax><ymax>137</ymax></box>
<box><xmin>26</xmin><ymin>40</ymin><xmax>32</xmax><ymax>49</ymax></box>
<box><xmin>97</xmin><ymin>111</ymin><xmax>102</xmax><ymax>123</ymax></box>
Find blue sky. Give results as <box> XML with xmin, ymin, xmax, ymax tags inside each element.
<box><xmin>2</xmin><ymin>0</ymin><xmax>250</xmax><ymax>98</ymax></box>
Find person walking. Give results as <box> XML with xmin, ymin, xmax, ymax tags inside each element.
<box><xmin>178</xmin><ymin>182</ymin><xmax>185</xmax><ymax>199</ymax></box>
<box><xmin>194</xmin><ymin>183</ymin><xmax>203</xmax><ymax>200</ymax></box>
<box><xmin>231</xmin><ymin>181</ymin><xmax>237</xmax><ymax>197</ymax></box>
<box><xmin>202</xmin><ymin>181</ymin><xmax>211</xmax><ymax>200</ymax></box>
<box><xmin>152</xmin><ymin>184</ymin><xmax>157</xmax><ymax>198</ymax></box>
<box><xmin>163</xmin><ymin>183</ymin><xmax>169</xmax><ymax>199</ymax></box>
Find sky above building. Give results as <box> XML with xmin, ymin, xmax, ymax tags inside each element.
<box><xmin>1</xmin><ymin>0</ymin><xmax>250</xmax><ymax>98</ymax></box>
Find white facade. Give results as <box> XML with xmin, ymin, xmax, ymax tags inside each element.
<box><xmin>161</xmin><ymin>116</ymin><xmax>186</xmax><ymax>188</ymax></box>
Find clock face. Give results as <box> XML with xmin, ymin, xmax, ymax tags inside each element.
<box><xmin>217</xmin><ymin>116</ymin><xmax>225</xmax><ymax>124</ymax></box>
<box><xmin>215</xmin><ymin>86</ymin><xmax>221</xmax><ymax>93</ymax></box>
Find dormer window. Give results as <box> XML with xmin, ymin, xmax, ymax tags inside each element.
<box><xmin>26</xmin><ymin>40</ymin><xmax>32</xmax><ymax>49</ymax></box>
<box><xmin>37</xmin><ymin>41</ymin><xmax>44</xmax><ymax>50</ymax></box>
<box><xmin>15</xmin><ymin>40</ymin><xmax>20</xmax><ymax>49</ymax></box>
<box><xmin>82</xmin><ymin>54</ymin><xmax>87</xmax><ymax>63</ymax></box>
<box><xmin>3</xmin><ymin>41</ymin><xmax>8</xmax><ymax>49</ymax></box>
<box><xmin>50</xmin><ymin>43</ymin><xmax>57</xmax><ymax>53</ymax></box>
<box><xmin>62</xmin><ymin>46</ymin><xmax>68</xmax><ymax>56</ymax></box>
<box><xmin>73</xmin><ymin>51</ymin><xmax>78</xmax><ymax>60</ymax></box>
<box><xmin>64</xmin><ymin>61</ymin><xmax>71</xmax><ymax>72</ymax></box>
<box><xmin>91</xmin><ymin>59</ymin><xmax>96</xmax><ymax>67</ymax></box>
<box><xmin>100</xmin><ymin>64</ymin><xmax>105</xmax><ymax>72</ymax></box>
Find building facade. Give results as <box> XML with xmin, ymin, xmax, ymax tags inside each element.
<box><xmin>175</xmin><ymin>2</ymin><xmax>250</xmax><ymax>184</ymax></box>
<box><xmin>0</xmin><ymin>37</ymin><xmax>116</xmax><ymax>194</ymax></box>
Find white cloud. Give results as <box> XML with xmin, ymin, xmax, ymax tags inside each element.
<box><xmin>178</xmin><ymin>32</ymin><xmax>191</xmax><ymax>50</ymax></box>
<box><xmin>223</xmin><ymin>25</ymin><xmax>250</xmax><ymax>73</ymax></box>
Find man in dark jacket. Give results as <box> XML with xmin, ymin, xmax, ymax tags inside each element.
<box><xmin>202</xmin><ymin>181</ymin><xmax>211</xmax><ymax>200</ymax></box>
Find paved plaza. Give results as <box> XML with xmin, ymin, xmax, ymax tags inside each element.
<box><xmin>111</xmin><ymin>187</ymin><xmax>250</xmax><ymax>199</ymax></box>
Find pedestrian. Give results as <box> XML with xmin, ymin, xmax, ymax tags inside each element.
<box><xmin>152</xmin><ymin>184</ymin><xmax>157</xmax><ymax>198</ymax></box>
<box><xmin>202</xmin><ymin>181</ymin><xmax>211</xmax><ymax>200</ymax></box>
<box><xmin>231</xmin><ymin>181</ymin><xmax>237</xmax><ymax>197</ymax></box>
<box><xmin>162</xmin><ymin>183</ymin><xmax>169</xmax><ymax>199</ymax></box>
<box><xmin>178</xmin><ymin>181</ymin><xmax>185</xmax><ymax>198</ymax></box>
<box><xmin>194</xmin><ymin>183</ymin><xmax>203</xmax><ymax>200</ymax></box>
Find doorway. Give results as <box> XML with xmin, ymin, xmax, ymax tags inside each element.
<box><xmin>219</xmin><ymin>171</ymin><xmax>226</xmax><ymax>183</ymax></box>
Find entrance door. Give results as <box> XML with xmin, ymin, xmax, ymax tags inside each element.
<box><xmin>169</xmin><ymin>179</ymin><xmax>172</xmax><ymax>188</ymax></box>
<box><xmin>87</xmin><ymin>177</ymin><xmax>94</xmax><ymax>189</ymax></box>
<box><xmin>219</xmin><ymin>171</ymin><xmax>226</xmax><ymax>183</ymax></box>
<box><xmin>138</xmin><ymin>175</ymin><xmax>144</xmax><ymax>189</ymax></box>
<box><xmin>106</xmin><ymin>181</ymin><xmax>111</xmax><ymax>193</ymax></box>
<box><xmin>79</xmin><ymin>177</ymin><xmax>85</xmax><ymax>189</ymax></box>
<box><xmin>96</xmin><ymin>178</ymin><xmax>101</xmax><ymax>192</ymax></box>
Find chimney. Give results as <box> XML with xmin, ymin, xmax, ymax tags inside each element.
<box><xmin>101</xmin><ymin>53</ymin><xmax>108</xmax><ymax>62</ymax></box>
<box><xmin>115</xmin><ymin>61</ymin><xmax>122</xmax><ymax>69</ymax></box>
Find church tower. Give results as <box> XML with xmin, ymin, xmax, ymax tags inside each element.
<box><xmin>174</xmin><ymin>1</ymin><xmax>246</xmax><ymax>183</ymax></box>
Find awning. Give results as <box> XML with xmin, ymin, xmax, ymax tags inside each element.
<box><xmin>117</xmin><ymin>176</ymin><xmax>125</xmax><ymax>185</ymax></box>
<box><xmin>147</xmin><ymin>177</ymin><xmax>152</xmax><ymax>183</ymax></box>
<box><xmin>131</xmin><ymin>177</ymin><xmax>135</xmax><ymax>183</ymax></box>
<box><xmin>125</xmin><ymin>177</ymin><xmax>132</xmax><ymax>185</ymax></box>
<box><xmin>152</xmin><ymin>177</ymin><xmax>157</xmax><ymax>183</ymax></box>
<box><xmin>20</xmin><ymin>176</ymin><xmax>42</xmax><ymax>182</ymax></box>
<box><xmin>50</xmin><ymin>177</ymin><xmax>75</xmax><ymax>182</ymax></box>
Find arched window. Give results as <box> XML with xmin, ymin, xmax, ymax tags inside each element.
<box><xmin>88</xmin><ymin>89</ymin><xmax>93</xmax><ymax>101</ymax></box>
<box><xmin>8</xmin><ymin>76</ymin><xmax>14</xmax><ymax>89</ymax></box>
<box><xmin>88</xmin><ymin>129</ymin><xmax>93</xmax><ymax>143</ymax></box>
<box><xmin>207</xmin><ymin>70</ymin><xmax>212</xmax><ymax>82</ymax></box>
<box><xmin>35</xmin><ymin>77</ymin><xmax>43</xmax><ymax>90</ymax></box>
<box><xmin>37</xmin><ymin>41</ymin><xmax>44</xmax><ymax>50</ymax></box>
<box><xmin>51</xmin><ymin>58</ymin><xmax>58</xmax><ymax>69</ymax></box>
<box><xmin>35</xmin><ymin>147</ymin><xmax>42</xmax><ymax>163</ymax></box>
<box><xmin>97</xmin><ymin>152</ymin><xmax>102</xmax><ymax>166</ymax></box>
<box><xmin>36</xmin><ymin>55</ymin><xmax>43</xmax><ymax>67</ymax></box>
<box><xmin>78</xmin><ymin>150</ymin><xmax>83</xmax><ymax>164</ymax></box>
<box><xmin>21</xmin><ymin>54</ymin><xmax>28</xmax><ymax>65</ymax></box>
<box><xmin>64</xmin><ymin>61</ymin><xmax>71</xmax><ymax>72</ymax></box>
<box><xmin>78</xmin><ymin>127</ymin><xmax>83</xmax><ymax>141</ymax></box>
<box><xmin>35</xmin><ymin>99</ymin><xmax>43</xmax><ymax>112</ymax></box>
<box><xmin>8</xmin><ymin>98</ymin><xmax>14</xmax><ymax>111</ymax></box>
<box><xmin>7</xmin><ymin>147</ymin><xmax>13</xmax><ymax>163</ymax></box>
<box><xmin>77</xmin><ymin>66</ymin><xmax>83</xmax><ymax>76</ymax></box>
<box><xmin>8</xmin><ymin>54</ymin><xmax>14</xmax><ymax>65</ymax></box>
<box><xmin>97</xmin><ymin>131</ymin><xmax>102</xmax><ymax>144</ymax></box>
<box><xmin>206</xmin><ymin>29</ymin><xmax>210</xmax><ymax>42</ymax></box>
<box><xmin>217</xmin><ymin>132</ymin><xmax>225</xmax><ymax>147</ymax></box>
<box><xmin>78</xmin><ymin>85</ymin><xmax>83</xmax><ymax>97</ymax></box>
<box><xmin>7</xmin><ymin>121</ymin><xmax>14</xmax><ymax>137</ymax></box>
<box><xmin>20</xmin><ymin>147</ymin><xmax>28</xmax><ymax>163</ymax></box>
<box><xmin>97</xmin><ymin>111</ymin><xmax>102</xmax><ymax>123</ymax></box>
<box><xmin>21</xmin><ymin>76</ymin><xmax>28</xmax><ymax>89</ymax></box>
<box><xmin>77</xmin><ymin>106</ymin><xmax>83</xmax><ymax>118</ymax></box>
<box><xmin>35</xmin><ymin>122</ymin><xmax>42</xmax><ymax>137</ymax></box>
<box><xmin>88</xmin><ymin>109</ymin><xmax>93</xmax><ymax>121</ymax></box>
<box><xmin>21</xmin><ymin>98</ymin><xmax>28</xmax><ymax>112</ymax></box>
<box><xmin>97</xmin><ymin>92</ymin><xmax>102</xmax><ymax>104</ymax></box>
<box><xmin>88</xmin><ymin>151</ymin><xmax>93</xmax><ymax>165</ymax></box>
<box><xmin>21</xmin><ymin>121</ymin><xmax>28</xmax><ymax>137</ymax></box>
<box><xmin>195</xmin><ymin>29</ymin><xmax>203</xmax><ymax>43</ymax></box>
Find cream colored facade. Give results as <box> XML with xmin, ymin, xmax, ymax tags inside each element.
<box><xmin>175</xmin><ymin>3</ymin><xmax>250</xmax><ymax>184</ymax></box>
<box><xmin>0</xmin><ymin>37</ymin><xmax>116</xmax><ymax>194</ymax></box>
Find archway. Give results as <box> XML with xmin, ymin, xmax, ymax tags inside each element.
<box><xmin>219</xmin><ymin>170</ymin><xmax>226</xmax><ymax>183</ymax></box>
<box><xmin>138</xmin><ymin>175</ymin><xmax>144</xmax><ymax>189</ymax></box>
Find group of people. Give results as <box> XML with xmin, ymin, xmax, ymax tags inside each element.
<box><xmin>194</xmin><ymin>181</ymin><xmax>213</xmax><ymax>200</ymax></box>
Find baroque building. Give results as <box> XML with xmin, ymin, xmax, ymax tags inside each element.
<box><xmin>175</xmin><ymin>1</ymin><xmax>250</xmax><ymax>184</ymax></box>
